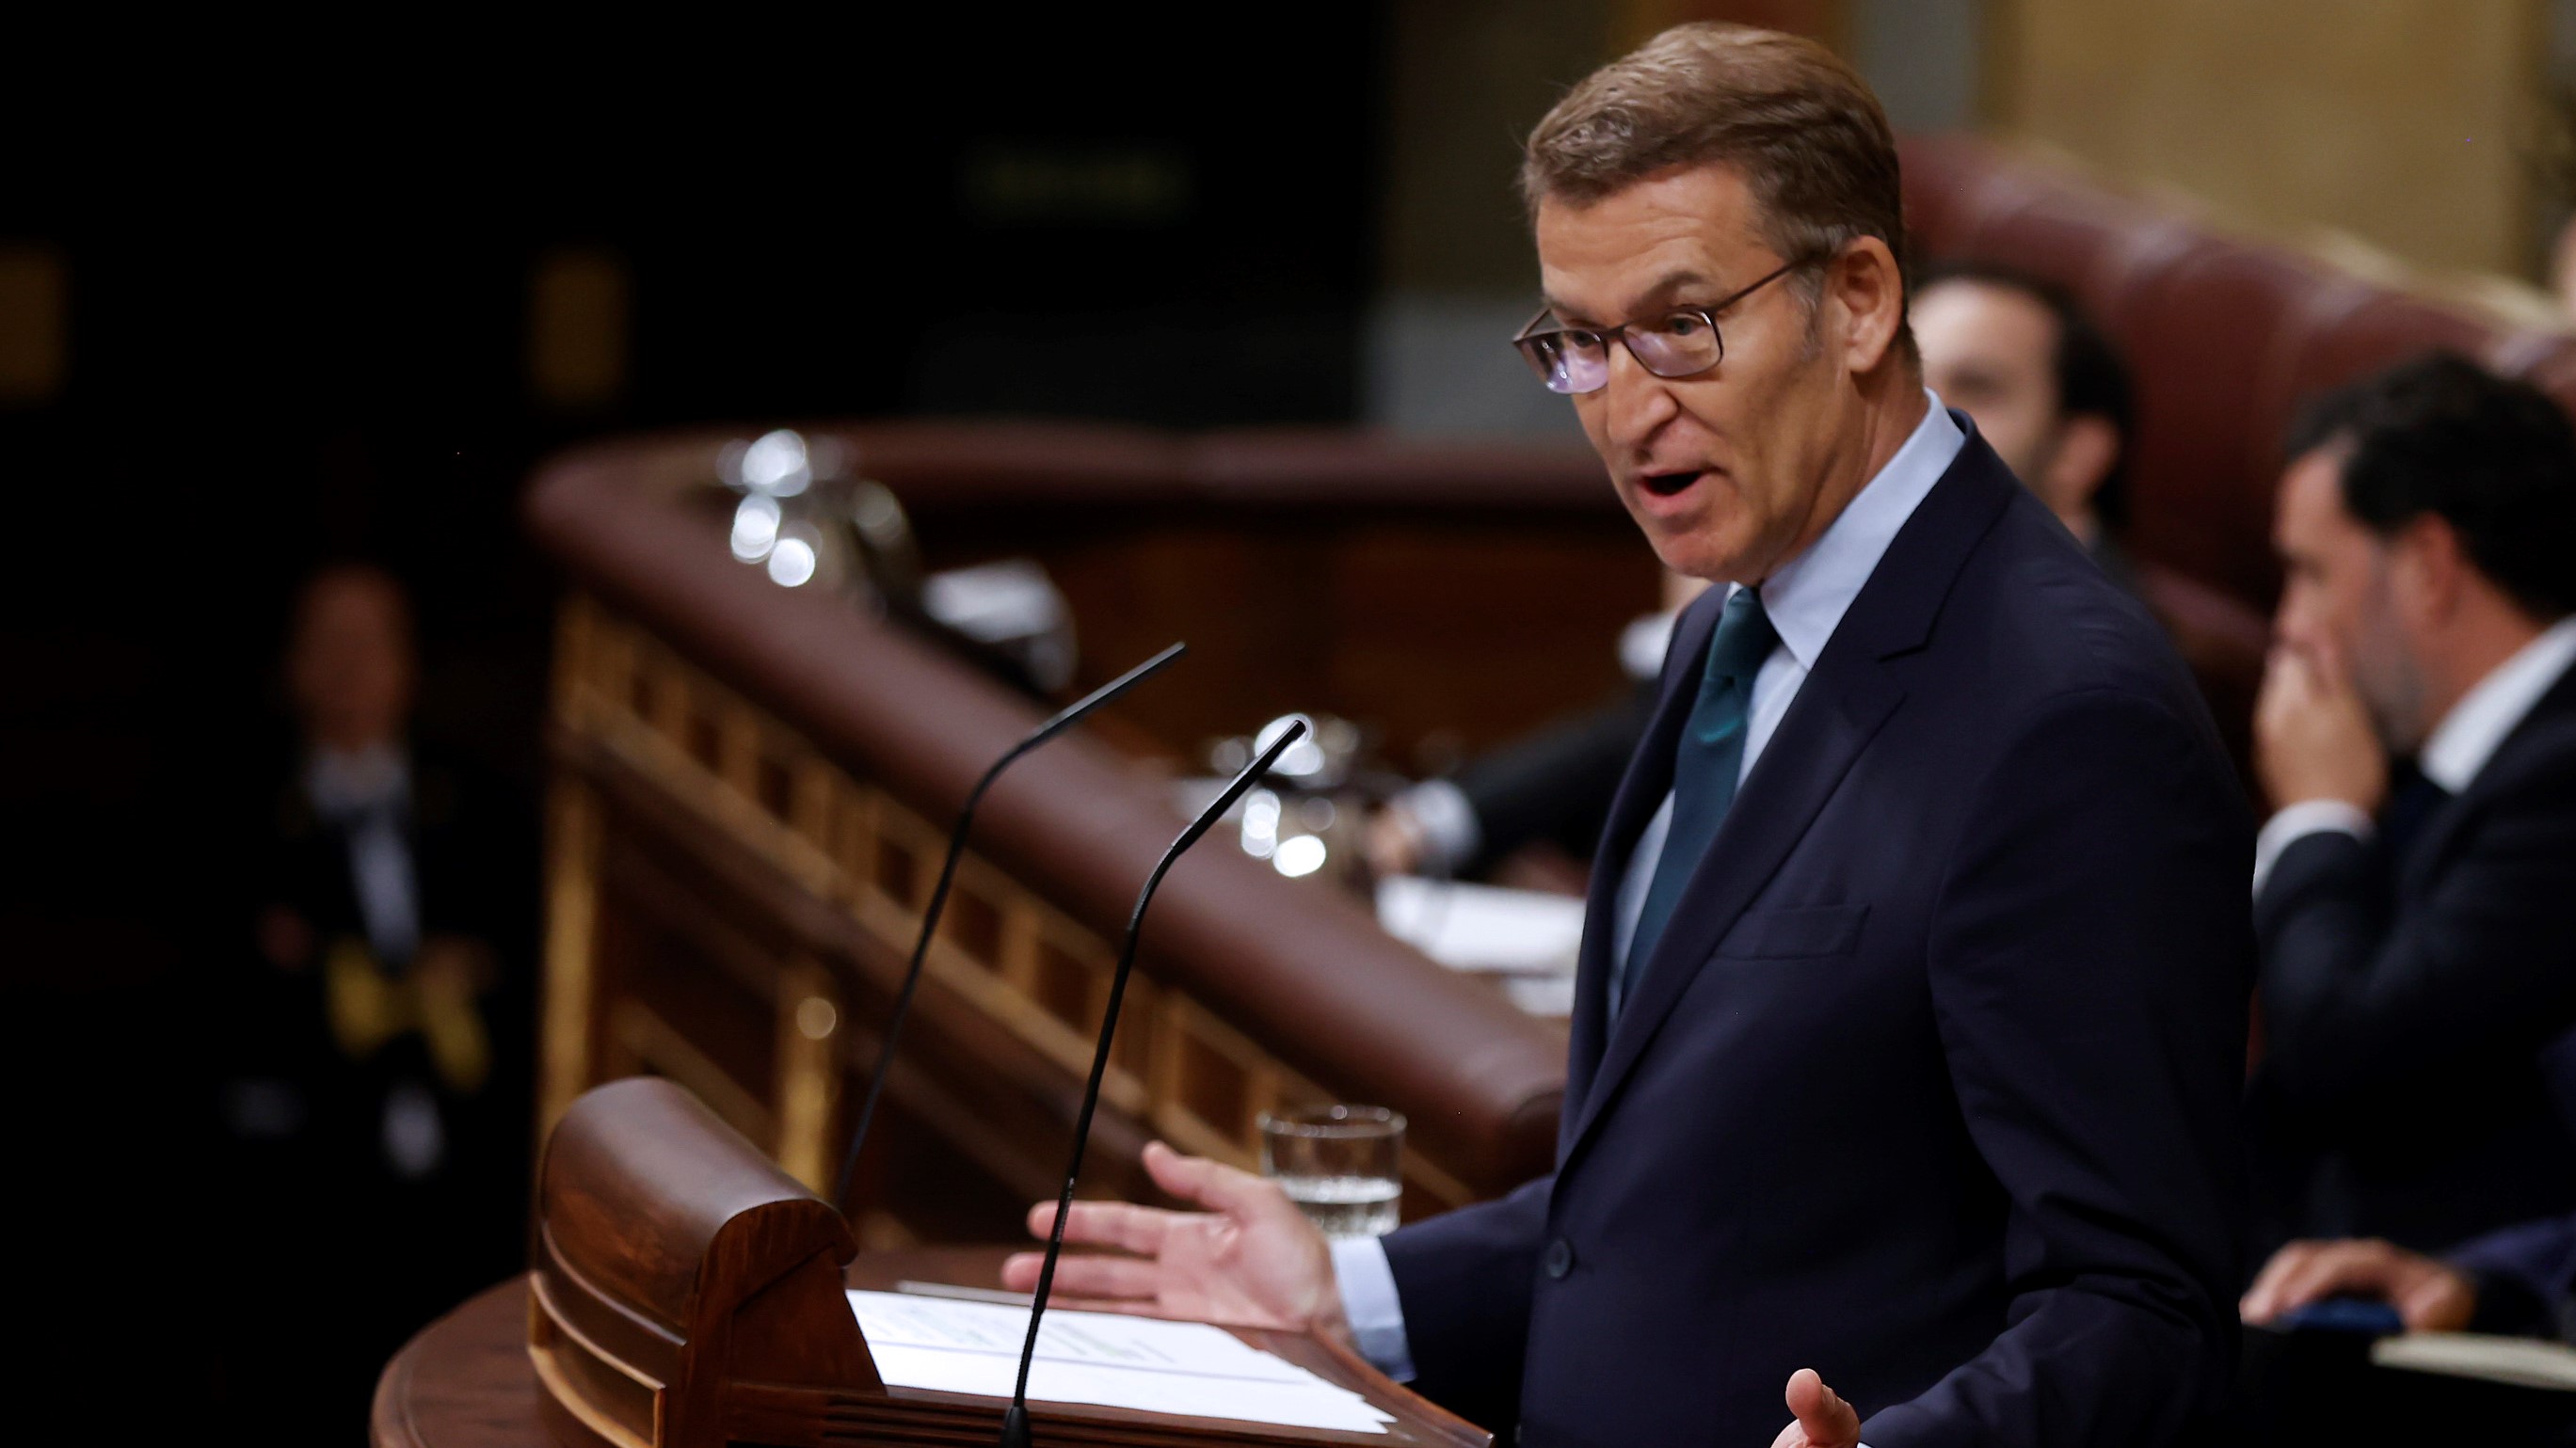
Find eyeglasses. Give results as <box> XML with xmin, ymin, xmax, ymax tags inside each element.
<box><xmin>1511</xmin><ymin>254</ymin><xmax>1817</xmax><ymax>395</ymax></box>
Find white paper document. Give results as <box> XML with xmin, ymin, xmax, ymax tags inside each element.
<box><xmin>2372</xmin><ymin>1330</ymin><xmax>2576</xmax><ymax>1392</ymax></box>
<box><xmin>1377</xmin><ymin>875</ymin><xmax>1587</xmax><ymax>979</ymax></box>
<box><xmin>848</xmin><ymin>1289</ymin><xmax>1395</xmax><ymax>1434</ymax></box>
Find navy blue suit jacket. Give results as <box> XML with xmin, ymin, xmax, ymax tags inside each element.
<box><xmin>2250</xmin><ymin>669</ymin><xmax>2576</xmax><ymax>1251</ymax></box>
<box><xmin>2449</xmin><ymin>1213</ymin><xmax>2576</xmax><ymax>1341</ymax></box>
<box><xmin>1381</xmin><ymin>426</ymin><xmax>2252</xmax><ymax>1447</ymax></box>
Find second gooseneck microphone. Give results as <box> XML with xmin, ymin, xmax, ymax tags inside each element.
<box><xmin>996</xmin><ymin>718</ymin><xmax>1308</xmax><ymax>1448</ymax></box>
<box><xmin>832</xmin><ymin>641</ymin><xmax>1188</xmax><ymax>1215</ymax></box>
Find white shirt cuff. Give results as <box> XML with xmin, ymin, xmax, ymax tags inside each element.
<box><xmin>1327</xmin><ymin>1234</ymin><xmax>1416</xmax><ymax>1383</ymax></box>
<box><xmin>2252</xmin><ymin>800</ymin><xmax>2376</xmax><ymax>897</ymax></box>
<box><xmin>1399</xmin><ymin>778</ymin><xmax>1481</xmax><ymax>878</ymax></box>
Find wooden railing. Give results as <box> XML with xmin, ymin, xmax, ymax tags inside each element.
<box><xmin>527</xmin><ymin>424</ymin><xmax>1586</xmax><ymax>1246</ymax></box>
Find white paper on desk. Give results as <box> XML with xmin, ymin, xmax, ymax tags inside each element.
<box><xmin>1377</xmin><ymin>875</ymin><xmax>1587</xmax><ymax>976</ymax></box>
<box><xmin>1502</xmin><ymin>973</ymin><xmax>1578</xmax><ymax>1017</ymax></box>
<box><xmin>849</xmin><ymin>1290</ymin><xmax>1394</xmax><ymax>1434</ymax></box>
<box><xmin>2372</xmin><ymin>1330</ymin><xmax>2576</xmax><ymax>1391</ymax></box>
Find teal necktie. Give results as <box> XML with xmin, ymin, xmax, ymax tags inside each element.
<box><xmin>1616</xmin><ymin>587</ymin><xmax>1779</xmax><ymax>1017</ymax></box>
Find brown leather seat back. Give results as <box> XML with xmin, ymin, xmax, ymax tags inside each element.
<box><xmin>1900</xmin><ymin>135</ymin><xmax>2576</xmax><ymax>770</ymax></box>
<box><xmin>2115</xmin><ymin>241</ymin><xmax>2325</xmax><ymax>603</ymax></box>
<box><xmin>1902</xmin><ymin>134</ymin><xmax>2576</xmax><ymax>613</ymax></box>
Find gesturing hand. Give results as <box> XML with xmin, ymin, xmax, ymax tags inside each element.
<box><xmin>999</xmin><ymin>1140</ymin><xmax>1349</xmax><ymax>1341</ymax></box>
<box><xmin>1768</xmin><ymin>1369</ymin><xmax>1862</xmax><ymax>1448</ymax></box>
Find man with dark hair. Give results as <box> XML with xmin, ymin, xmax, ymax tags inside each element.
<box><xmin>1912</xmin><ymin>263</ymin><xmax>2136</xmax><ymax>586</ymax></box>
<box><xmin>1009</xmin><ymin>24</ymin><xmax>2249</xmax><ymax>1447</ymax></box>
<box><xmin>2249</xmin><ymin>350</ymin><xmax>2576</xmax><ymax>1257</ymax></box>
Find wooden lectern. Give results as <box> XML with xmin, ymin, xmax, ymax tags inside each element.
<box><xmin>531</xmin><ymin>1077</ymin><xmax>1486</xmax><ymax>1448</ymax></box>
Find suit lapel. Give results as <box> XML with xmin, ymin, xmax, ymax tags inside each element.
<box><xmin>1558</xmin><ymin>425</ymin><xmax>2020</xmax><ymax>1172</ymax></box>
<box><xmin>2400</xmin><ymin>666</ymin><xmax>2576</xmax><ymax>898</ymax></box>
<box><xmin>1562</xmin><ymin>592</ymin><xmax>1723</xmax><ymax>1139</ymax></box>
<box><xmin>1559</xmin><ymin>665</ymin><xmax>1903</xmax><ymax>1162</ymax></box>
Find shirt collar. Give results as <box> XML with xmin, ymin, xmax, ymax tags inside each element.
<box><xmin>306</xmin><ymin>741</ymin><xmax>411</xmax><ymax>819</ymax></box>
<box><xmin>2419</xmin><ymin>615</ymin><xmax>2576</xmax><ymax>791</ymax></box>
<box><xmin>1745</xmin><ymin>390</ymin><xmax>1964</xmax><ymax>670</ymax></box>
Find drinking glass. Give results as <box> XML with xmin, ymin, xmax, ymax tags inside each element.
<box><xmin>1257</xmin><ymin>1105</ymin><xmax>1405</xmax><ymax>1238</ymax></box>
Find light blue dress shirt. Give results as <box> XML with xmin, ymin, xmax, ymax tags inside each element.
<box><xmin>1333</xmin><ymin>393</ymin><xmax>1966</xmax><ymax>1387</ymax></box>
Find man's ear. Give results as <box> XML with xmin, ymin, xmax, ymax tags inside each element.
<box><xmin>2388</xmin><ymin>514</ymin><xmax>2467</xmax><ymax>628</ymax></box>
<box><xmin>1827</xmin><ymin>236</ymin><xmax>1906</xmax><ymax>375</ymax></box>
<box><xmin>2043</xmin><ymin>416</ymin><xmax>2121</xmax><ymax>512</ymax></box>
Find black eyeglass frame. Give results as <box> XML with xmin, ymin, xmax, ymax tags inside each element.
<box><xmin>1511</xmin><ymin>250</ymin><xmax>1829</xmax><ymax>394</ymax></box>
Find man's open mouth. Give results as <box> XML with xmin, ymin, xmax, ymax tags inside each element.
<box><xmin>1640</xmin><ymin>469</ymin><xmax>1704</xmax><ymax>499</ymax></box>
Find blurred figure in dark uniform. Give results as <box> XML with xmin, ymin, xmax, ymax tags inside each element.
<box><xmin>208</xmin><ymin>563</ymin><xmax>531</xmax><ymax>1439</ymax></box>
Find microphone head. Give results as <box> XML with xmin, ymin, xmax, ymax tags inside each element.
<box><xmin>1033</xmin><ymin>640</ymin><xmax>1187</xmax><ymax>740</ymax></box>
<box><xmin>1176</xmin><ymin>716</ymin><xmax>1304</xmax><ymax>849</ymax></box>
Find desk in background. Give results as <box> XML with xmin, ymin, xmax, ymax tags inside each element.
<box><xmin>525</xmin><ymin>427</ymin><xmax>1608</xmax><ymax>1249</ymax></box>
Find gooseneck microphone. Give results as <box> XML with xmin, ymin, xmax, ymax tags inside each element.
<box><xmin>832</xmin><ymin>642</ymin><xmax>1188</xmax><ymax>1215</ymax></box>
<box><xmin>997</xmin><ymin>718</ymin><xmax>1307</xmax><ymax>1448</ymax></box>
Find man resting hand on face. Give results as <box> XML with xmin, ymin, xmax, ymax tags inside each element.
<box><xmin>2247</xmin><ymin>354</ymin><xmax>2576</xmax><ymax>1258</ymax></box>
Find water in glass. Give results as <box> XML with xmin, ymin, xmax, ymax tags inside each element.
<box><xmin>1277</xmin><ymin>1173</ymin><xmax>1402</xmax><ymax>1237</ymax></box>
<box><xmin>1259</xmin><ymin>1104</ymin><xmax>1404</xmax><ymax>1239</ymax></box>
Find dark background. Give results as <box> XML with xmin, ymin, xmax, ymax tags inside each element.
<box><xmin>1</xmin><ymin>18</ymin><xmax>1385</xmax><ymax>1437</ymax></box>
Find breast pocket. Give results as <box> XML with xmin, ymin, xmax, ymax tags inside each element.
<box><xmin>1713</xmin><ymin>902</ymin><xmax>1868</xmax><ymax>960</ymax></box>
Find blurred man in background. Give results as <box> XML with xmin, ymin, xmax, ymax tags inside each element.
<box><xmin>1912</xmin><ymin>262</ymin><xmax>2136</xmax><ymax>589</ymax></box>
<box><xmin>1365</xmin><ymin>571</ymin><xmax>1704</xmax><ymax>883</ymax></box>
<box><xmin>2248</xmin><ymin>353</ymin><xmax>2576</xmax><ymax>1258</ymax></box>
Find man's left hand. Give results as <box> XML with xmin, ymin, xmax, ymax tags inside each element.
<box><xmin>2254</xmin><ymin>644</ymin><xmax>2387</xmax><ymax>815</ymax></box>
<box><xmin>1769</xmin><ymin>1368</ymin><xmax>1862</xmax><ymax>1448</ymax></box>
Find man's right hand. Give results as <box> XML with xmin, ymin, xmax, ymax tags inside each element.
<box><xmin>2253</xmin><ymin>644</ymin><xmax>2388</xmax><ymax>816</ymax></box>
<box><xmin>1000</xmin><ymin>1140</ymin><xmax>1349</xmax><ymax>1341</ymax></box>
<box><xmin>1364</xmin><ymin>804</ymin><xmax>1431</xmax><ymax>878</ymax></box>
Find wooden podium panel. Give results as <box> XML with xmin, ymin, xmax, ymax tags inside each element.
<box><xmin>376</xmin><ymin>1280</ymin><xmax>549</xmax><ymax>1448</ymax></box>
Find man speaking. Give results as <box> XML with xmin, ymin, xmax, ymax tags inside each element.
<box><xmin>1005</xmin><ymin>24</ymin><xmax>2249</xmax><ymax>1447</ymax></box>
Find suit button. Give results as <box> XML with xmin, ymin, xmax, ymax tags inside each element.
<box><xmin>1542</xmin><ymin>1238</ymin><xmax>1575</xmax><ymax>1279</ymax></box>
